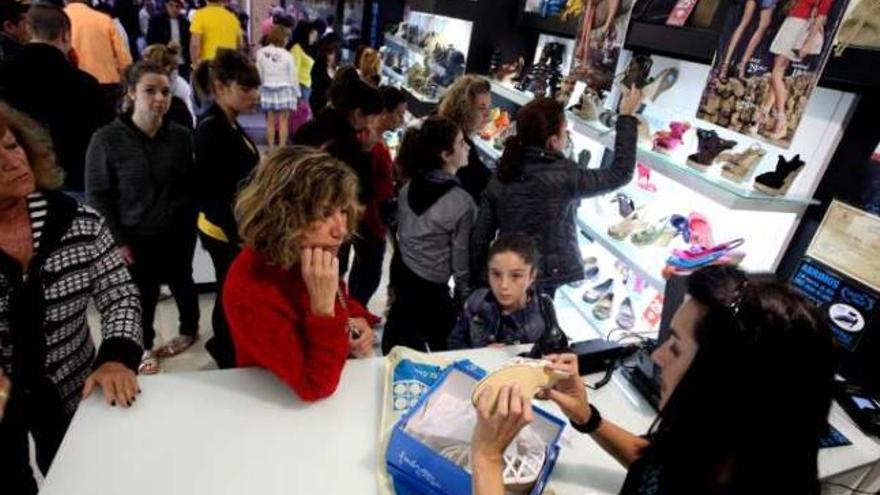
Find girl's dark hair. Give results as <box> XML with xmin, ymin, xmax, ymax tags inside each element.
<box><xmin>315</xmin><ymin>32</ymin><xmax>341</xmax><ymax>66</ymax></box>
<box><xmin>193</xmin><ymin>48</ymin><xmax>260</xmax><ymax>98</ymax></box>
<box><xmin>327</xmin><ymin>66</ymin><xmax>383</xmax><ymax>117</ymax></box>
<box><xmin>289</xmin><ymin>20</ymin><xmax>317</xmax><ymax>54</ymax></box>
<box><xmin>498</xmin><ymin>97</ymin><xmax>566</xmax><ymax>183</ymax></box>
<box><xmin>397</xmin><ymin>116</ymin><xmax>460</xmax><ymax>179</ymax></box>
<box><xmin>124</xmin><ymin>60</ymin><xmax>168</xmax><ymax>91</ymax></box>
<box><xmin>379</xmin><ymin>86</ymin><xmax>406</xmax><ymax>112</ymax></box>
<box><xmin>488</xmin><ymin>233</ymin><xmax>539</xmax><ymax>269</ymax></box>
<box><xmin>647</xmin><ymin>265</ymin><xmax>834</xmax><ymax>494</ymax></box>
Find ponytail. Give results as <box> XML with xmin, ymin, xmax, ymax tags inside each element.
<box><xmin>397</xmin><ymin>116</ymin><xmax>460</xmax><ymax>180</ymax></box>
<box><xmin>192</xmin><ymin>48</ymin><xmax>261</xmax><ymax>100</ymax></box>
<box><xmin>498</xmin><ymin>97</ymin><xmax>566</xmax><ymax>183</ymax></box>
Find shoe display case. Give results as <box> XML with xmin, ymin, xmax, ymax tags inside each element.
<box><xmin>380</xmin><ymin>10</ymin><xmax>473</xmax><ymax>111</ymax></box>
<box><xmin>488</xmin><ymin>51</ymin><xmax>858</xmax><ymax>343</ymax></box>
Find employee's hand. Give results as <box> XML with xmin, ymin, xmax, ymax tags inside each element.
<box><xmin>348</xmin><ymin>317</ymin><xmax>375</xmax><ymax>358</ymax></box>
<box><xmin>301</xmin><ymin>248</ymin><xmax>339</xmax><ymax>317</ymax></box>
<box><xmin>82</xmin><ymin>361</ymin><xmax>140</xmax><ymax>408</ymax></box>
<box><xmin>118</xmin><ymin>245</ymin><xmax>135</xmax><ymax>266</ymax></box>
<box><xmin>472</xmin><ymin>384</ymin><xmax>534</xmax><ymax>462</ymax></box>
<box><xmin>0</xmin><ymin>368</ymin><xmax>11</xmax><ymax>422</ymax></box>
<box><xmin>536</xmin><ymin>353</ymin><xmax>591</xmax><ymax>424</ymax></box>
<box><xmin>618</xmin><ymin>85</ymin><xmax>643</xmax><ymax>116</ymax></box>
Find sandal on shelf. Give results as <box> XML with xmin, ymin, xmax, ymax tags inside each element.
<box><xmin>155</xmin><ymin>335</ymin><xmax>197</xmax><ymax>358</ymax></box>
<box><xmin>631</xmin><ymin>216</ymin><xmax>670</xmax><ymax>246</ymax></box>
<box><xmin>593</xmin><ymin>292</ymin><xmax>615</xmax><ymax>321</ymax></box>
<box><xmin>637</xmin><ymin>163</ymin><xmax>657</xmax><ymax>192</ymax></box>
<box><xmin>139</xmin><ymin>350</ymin><xmax>160</xmax><ymax>375</ymax></box>
<box><xmin>616</xmin><ymin>297</ymin><xmax>635</xmax><ymax>329</ymax></box>
<box><xmin>608</xmin><ymin>207</ymin><xmax>646</xmax><ymax>240</ymax></box>
<box><xmin>688</xmin><ymin>212</ymin><xmax>714</xmax><ymax>249</ymax></box>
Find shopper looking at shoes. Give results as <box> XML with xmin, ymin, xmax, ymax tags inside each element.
<box><xmin>471</xmin><ymin>265</ymin><xmax>835</xmax><ymax>495</ymax></box>
<box><xmin>223</xmin><ymin>147</ymin><xmax>378</xmax><ymax>402</ymax></box>
<box><xmin>437</xmin><ymin>74</ymin><xmax>493</xmax><ymax>201</ymax></box>
<box><xmin>382</xmin><ymin>116</ymin><xmax>477</xmax><ymax>355</ymax></box>
<box><xmin>0</xmin><ymin>103</ymin><xmax>143</xmax><ymax>495</ymax></box>
<box><xmin>471</xmin><ymin>88</ymin><xmax>641</xmax><ymax>296</ymax></box>
<box><xmin>448</xmin><ymin>233</ymin><xmax>546</xmax><ymax>350</ymax></box>
<box><xmin>86</xmin><ymin>61</ymin><xmax>200</xmax><ymax>376</ymax></box>
<box><xmin>192</xmin><ymin>48</ymin><xmax>261</xmax><ymax>369</ymax></box>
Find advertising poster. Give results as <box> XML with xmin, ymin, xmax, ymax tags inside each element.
<box><xmin>569</xmin><ymin>0</ymin><xmax>635</xmax><ymax>102</ymax></box>
<box><xmin>696</xmin><ymin>0</ymin><xmax>851</xmax><ymax>148</ymax></box>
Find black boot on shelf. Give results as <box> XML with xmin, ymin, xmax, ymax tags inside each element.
<box><xmin>686</xmin><ymin>129</ymin><xmax>737</xmax><ymax>171</ymax></box>
<box><xmin>753</xmin><ymin>154</ymin><xmax>806</xmax><ymax>196</ymax></box>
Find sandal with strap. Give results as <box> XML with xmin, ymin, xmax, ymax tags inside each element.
<box><xmin>155</xmin><ymin>335</ymin><xmax>197</xmax><ymax>358</ymax></box>
<box><xmin>139</xmin><ymin>350</ymin><xmax>160</xmax><ymax>375</ymax></box>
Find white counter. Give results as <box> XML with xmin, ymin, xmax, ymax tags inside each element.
<box><xmin>41</xmin><ymin>347</ymin><xmax>880</xmax><ymax>494</ymax></box>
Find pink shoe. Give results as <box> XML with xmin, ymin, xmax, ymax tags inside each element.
<box><xmin>637</xmin><ymin>163</ymin><xmax>656</xmax><ymax>192</ymax></box>
<box><xmin>652</xmin><ymin>122</ymin><xmax>690</xmax><ymax>154</ymax></box>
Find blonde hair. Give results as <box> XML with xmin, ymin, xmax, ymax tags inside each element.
<box><xmin>265</xmin><ymin>25</ymin><xmax>289</xmax><ymax>47</ymax></box>
<box><xmin>438</xmin><ymin>74</ymin><xmax>491</xmax><ymax>134</ymax></box>
<box><xmin>0</xmin><ymin>102</ymin><xmax>64</xmax><ymax>190</ymax></box>
<box><xmin>358</xmin><ymin>47</ymin><xmax>381</xmax><ymax>80</ymax></box>
<box><xmin>235</xmin><ymin>146</ymin><xmax>361</xmax><ymax>269</ymax></box>
<box><xmin>142</xmin><ymin>43</ymin><xmax>180</xmax><ymax>73</ymax></box>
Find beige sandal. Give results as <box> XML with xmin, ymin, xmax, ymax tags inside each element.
<box><xmin>139</xmin><ymin>350</ymin><xmax>160</xmax><ymax>375</ymax></box>
<box><xmin>155</xmin><ymin>335</ymin><xmax>197</xmax><ymax>358</ymax></box>
<box><xmin>719</xmin><ymin>144</ymin><xmax>767</xmax><ymax>183</ymax></box>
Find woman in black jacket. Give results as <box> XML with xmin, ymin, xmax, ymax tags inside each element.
<box><xmin>308</xmin><ymin>32</ymin><xmax>340</xmax><ymax>113</ymax></box>
<box><xmin>471</xmin><ymin>88</ymin><xmax>642</xmax><ymax>296</ymax></box>
<box><xmin>192</xmin><ymin>49</ymin><xmax>261</xmax><ymax>369</ymax></box>
<box><xmin>86</xmin><ymin>61</ymin><xmax>199</xmax><ymax>374</ymax></box>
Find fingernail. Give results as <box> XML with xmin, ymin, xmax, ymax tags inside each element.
<box><xmin>138</xmin><ymin>389</ymin><xmax>142</xmax><ymax>394</ymax></box>
<box><xmin>111</xmin><ymin>400</ymin><xmax>117</xmax><ymax>407</ymax></box>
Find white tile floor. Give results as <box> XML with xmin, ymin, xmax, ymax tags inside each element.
<box><xmin>87</xmin><ymin>250</ymin><xmax>393</xmax><ymax>372</ymax></box>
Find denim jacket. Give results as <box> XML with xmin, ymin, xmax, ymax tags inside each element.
<box><xmin>448</xmin><ymin>288</ymin><xmax>546</xmax><ymax>349</ymax></box>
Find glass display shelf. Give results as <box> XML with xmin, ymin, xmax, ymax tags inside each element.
<box><xmin>567</xmin><ymin>113</ymin><xmax>820</xmax><ymax>214</ymax></box>
<box><xmin>489</xmin><ymin>80</ymin><xmax>533</xmax><ymax>107</ymax></box>
<box><xmin>383</xmin><ymin>34</ymin><xmax>425</xmax><ymax>61</ymax></box>
<box><xmin>382</xmin><ymin>67</ymin><xmax>440</xmax><ymax>104</ymax></box>
<box><xmin>472</xmin><ymin>135</ymin><xmax>502</xmax><ymax>162</ymax></box>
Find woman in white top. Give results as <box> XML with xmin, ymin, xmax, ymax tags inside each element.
<box><xmin>256</xmin><ymin>25</ymin><xmax>300</xmax><ymax>149</ymax></box>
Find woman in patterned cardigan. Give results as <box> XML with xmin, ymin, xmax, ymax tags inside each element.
<box><xmin>0</xmin><ymin>102</ymin><xmax>143</xmax><ymax>495</ymax></box>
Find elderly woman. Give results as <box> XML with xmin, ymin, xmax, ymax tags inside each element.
<box><xmin>0</xmin><ymin>102</ymin><xmax>142</xmax><ymax>495</ymax></box>
<box><xmin>223</xmin><ymin>146</ymin><xmax>378</xmax><ymax>402</ymax></box>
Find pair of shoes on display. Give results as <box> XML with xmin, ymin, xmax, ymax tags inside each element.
<box><xmin>717</xmin><ymin>143</ymin><xmax>767</xmax><ymax>183</ymax></box>
<box><xmin>753</xmin><ymin>154</ymin><xmax>806</xmax><ymax>196</ymax></box>
<box><xmin>664</xmin><ymin>239</ymin><xmax>746</xmax><ymax>278</ymax></box>
<box><xmin>652</xmin><ymin>121</ymin><xmax>691</xmax><ymax>154</ymax></box>
<box><xmin>583</xmin><ymin>256</ymin><xmax>600</xmax><ymax>280</ymax></box>
<box><xmin>686</xmin><ymin>129</ymin><xmax>737</xmax><ymax>170</ymax></box>
<box><xmin>608</xmin><ymin>206</ymin><xmax>647</xmax><ymax>240</ymax></box>
<box><xmin>582</xmin><ymin>278</ymin><xmax>613</xmax><ymax>304</ymax></box>
<box><xmin>577</xmin><ymin>87</ymin><xmax>602</xmax><ymax>121</ymax></box>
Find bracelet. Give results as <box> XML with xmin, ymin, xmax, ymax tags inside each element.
<box><xmin>570</xmin><ymin>404</ymin><xmax>602</xmax><ymax>434</ymax></box>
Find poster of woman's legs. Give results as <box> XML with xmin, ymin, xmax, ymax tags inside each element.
<box><xmin>570</xmin><ymin>0</ymin><xmax>635</xmax><ymax>102</ymax></box>
<box><xmin>697</xmin><ymin>0</ymin><xmax>850</xmax><ymax>148</ymax></box>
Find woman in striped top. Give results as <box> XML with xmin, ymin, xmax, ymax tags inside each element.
<box><xmin>0</xmin><ymin>102</ymin><xmax>143</xmax><ymax>495</ymax></box>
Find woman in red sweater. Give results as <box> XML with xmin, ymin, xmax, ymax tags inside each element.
<box><xmin>223</xmin><ymin>146</ymin><xmax>378</xmax><ymax>402</ymax></box>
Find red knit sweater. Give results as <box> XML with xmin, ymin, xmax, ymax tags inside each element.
<box><xmin>223</xmin><ymin>248</ymin><xmax>379</xmax><ymax>402</ymax></box>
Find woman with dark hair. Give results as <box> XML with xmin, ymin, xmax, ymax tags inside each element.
<box><xmin>470</xmin><ymin>89</ymin><xmax>641</xmax><ymax>296</ymax></box>
<box><xmin>309</xmin><ymin>32</ymin><xmax>341</xmax><ymax>112</ymax></box>
<box><xmin>192</xmin><ymin>48</ymin><xmax>260</xmax><ymax>369</ymax></box>
<box><xmin>288</xmin><ymin>20</ymin><xmax>319</xmax><ymax>103</ymax></box>
<box><xmin>437</xmin><ymin>74</ymin><xmax>493</xmax><ymax>201</ymax></box>
<box><xmin>381</xmin><ymin>116</ymin><xmax>476</xmax><ymax>355</ymax></box>
<box><xmin>0</xmin><ymin>102</ymin><xmax>143</xmax><ymax>495</ymax></box>
<box><xmin>86</xmin><ymin>61</ymin><xmax>199</xmax><ymax>374</ymax></box>
<box><xmin>472</xmin><ymin>265</ymin><xmax>836</xmax><ymax>495</ymax></box>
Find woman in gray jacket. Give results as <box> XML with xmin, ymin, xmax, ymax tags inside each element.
<box><xmin>471</xmin><ymin>88</ymin><xmax>642</xmax><ymax>296</ymax></box>
<box><xmin>86</xmin><ymin>61</ymin><xmax>199</xmax><ymax>374</ymax></box>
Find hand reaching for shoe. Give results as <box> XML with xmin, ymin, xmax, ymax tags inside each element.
<box><xmin>536</xmin><ymin>353</ymin><xmax>591</xmax><ymax>424</ymax></box>
<box><xmin>301</xmin><ymin>248</ymin><xmax>339</xmax><ymax>317</ymax></box>
<box><xmin>618</xmin><ymin>85</ymin><xmax>643</xmax><ymax>117</ymax></box>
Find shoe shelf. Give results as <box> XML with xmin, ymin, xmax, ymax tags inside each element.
<box><xmin>472</xmin><ymin>135</ymin><xmax>502</xmax><ymax>163</ymax></box>
<box><xmin>382</xmin><ymin>67</ymin><xmax>441</xmax><ymax>104</ymax></box>
<box><xmin>489</xmin><ymin>80</ymin><xmax>534</xmax><ymax>107</ymax></box>
<box><xmin>383</xmin><ymin>34</ymin><xmax>425</xmax><ymax>61</ymax></box>
<box><xmin>566</xmin><ymin>113</ymin><xmax>819</xmax><ymax>214</ymax></box>
<box><xmin>557</xmin><ymin>283</ymin><xmax>659</xmax><ymax>344</ymax></box>
<box><xmin>575</xmin><ymin>206</ymin><xmax>668</xmax><ymax>291</ymax></box>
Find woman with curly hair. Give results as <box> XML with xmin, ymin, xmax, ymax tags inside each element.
<box><xmin>0</xmin><ymin>103</ymin><xmax>143</xmax><ymax>494</ymax></box>
<box><xmin>223</xmin><ymin>146</ymin><xmax>378</xmax><ymax>402</ymax></box>
<box><xmin>437</xmin><ymin>74</ymin><xmax>493</xmax><ymax>201</ymax></box>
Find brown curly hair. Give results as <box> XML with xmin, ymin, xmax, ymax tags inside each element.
<box><xmin>437</xmin><ymin>74</ymin><xmax>491</xmax><ymax>134</ymax></box>
<box><xmin>235</xmin><ymin>146</ymin><xmax>361</xmax><ymax>269</ymax></box>
<box><xmin>0</xmin><ymin>102</ymin><xmax>64</xmax><ymax>190</ymax></box>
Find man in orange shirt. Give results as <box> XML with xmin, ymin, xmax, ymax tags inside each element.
<box><xmin>64</xmin><ymin>0</ymin><xmax>132</xmax><ymax>110</ymax></box>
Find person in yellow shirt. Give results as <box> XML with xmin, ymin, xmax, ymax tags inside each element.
<box><xmin>189</xmin><ymin>0</ymin><xmax>240</xmax><ymax>64</ymax></box>
<box><xmin>64</xmin><ymin>0</ymin><xmax>132</xmax><ymax>110</ymax></box>
<box><xmin>288</xmin><ymin>21</ymin><xmax>319</xmax><ymax>103</ymax></box>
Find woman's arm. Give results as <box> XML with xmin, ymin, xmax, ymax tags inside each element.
<box><xmin>469</xmin><ymin>195</ymin><xmax>497</xmax><ymax>287</ymax></box>
<box><xmin>451</xmin><ymin>200</ymin><xmax>477</xmax><ymax>303</ymax></box>
<box><xmin>84</xmin><ymin>132</ymin><xmax>125</xmax><ymax>245</ymax></box>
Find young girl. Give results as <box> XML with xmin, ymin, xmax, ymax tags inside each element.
<box><xmin>256</xmin><ymin>25</ymin><xmax>299</xmax><ymax>149</ymax></box>
<box><xmin>381</xmin><ymin>116</ymin><xmax>476</xmax><ymax>354</ymax></box>
<box><xmin>448</xmin><ymin>233</ymin><xmax>546</xmax><ymax>350</ymax></box>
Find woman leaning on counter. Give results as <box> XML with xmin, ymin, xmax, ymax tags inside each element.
<box><xmin>223</xmin><ymin>147</ymin><xmax>378</xmax><ymax>402</ymax></box>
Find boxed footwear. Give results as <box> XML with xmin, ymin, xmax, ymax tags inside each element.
<box><xmin>385</xmin><ymin>361</ymin><xmax>566</xmax><ymax>495</ymax></box>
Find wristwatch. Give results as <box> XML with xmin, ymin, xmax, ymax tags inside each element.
<box><xmin>570</xmin><ymin>404</ymin><xmax>602</xmax><ymax>434</ymax></box>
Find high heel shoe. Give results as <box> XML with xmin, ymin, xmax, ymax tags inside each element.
<box><xmin>637</xmin><ymin>163</ymin><xmax>657</xmax><ymax>192</ymax></box>
<box><xmin>652</xmin><ymin>121</ymin><xmax>691</xmax><ymax>154</ymax></box>
<box><xmin>718</xmin><ymin>143</ymin><xmax>766</xmax><ymax>183</ymax></box>
<box><xmin>640</xmin><ymin>67</ymin><xmax>679</xmax><ymax>102</ymax></box>
<box><xmin>686</xmin><ymin>129</ymin><xmax>737</xmax><ymax>171</ymax></box>
<box><xmin>753</xmin><ymin>154</ymin><xmax>805</xmax><ymax>196</ymax></box>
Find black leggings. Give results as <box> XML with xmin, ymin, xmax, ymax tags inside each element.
<box><xmin>382</xmin><ymin>255</ymin><xmax>454</xmax><ymax>355</ymax></box>
<box><xmin>199</xmin><ymin>233</ymin><xmax>240</xmax><ymax>369</ymax></box>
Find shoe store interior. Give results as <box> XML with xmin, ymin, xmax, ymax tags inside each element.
<box><xmin>2</xmin><ymin>0</ymin><xmax>880</xmax><ymax>493</ymax></box>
